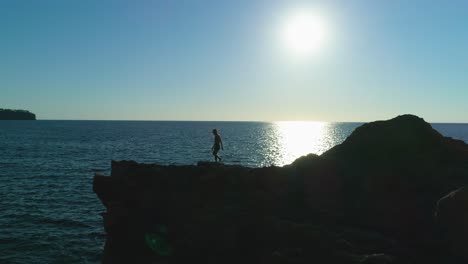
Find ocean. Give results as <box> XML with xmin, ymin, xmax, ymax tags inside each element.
<box><xmin>1</xmin><ymin>120</ymin><xmax>467</xmax><ymax>263</ymax></box>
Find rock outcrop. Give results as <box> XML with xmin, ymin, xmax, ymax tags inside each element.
<box><xmin>93</xmin><ymin>115</ymin><xmax>468</xmax><ymax>263</ymax></box>
<box><xmin>320</xmin><ymin>115</ymin><xmax>468</xmax><ymax>241</ymax></box>
<box><xmin>435</xmin><ymin>187</ymin><xmax>468</xmax><ymax>261</ymax></box>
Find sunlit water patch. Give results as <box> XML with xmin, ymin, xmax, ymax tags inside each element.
<box><xmin>275</xmin><ymin>121</ymin><xmax>328</xmax><ymax>165</ymax></box>
<box><xmin>252</xmin><ymin>121</ymin><xmax>361</xmax><ymax>166</ymax></box>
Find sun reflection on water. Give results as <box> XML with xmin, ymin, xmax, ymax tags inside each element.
<box><xmin>272</xmin><ymin>121</ymin><xmax>333</xmax><ymax>166</ymax></box>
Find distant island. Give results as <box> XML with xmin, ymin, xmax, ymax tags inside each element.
<box><xmin>0</xmin><ymin>108</ymin><xmax>36</xmax><ymax>120</ymax></box>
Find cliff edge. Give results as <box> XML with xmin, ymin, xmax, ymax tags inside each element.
<box><xmin>94</xmin><ymin>115</ymin><xmax>468</xmax><ymax>263</ymax></box>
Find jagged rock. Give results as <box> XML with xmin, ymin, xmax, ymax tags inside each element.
<box><xmin>93</xmin><ymin>115</ymin><xmax>468</xmax><ymax>263</ymax></box>
<box><xmin>321</xmin><ymin>115</ymin><xmax>468</xmax><ymax>240</ymax></box>
<box><xmin>435</xmin><ymin>187</ymin><xmax>468</xmax><ymax>261</ymax></box>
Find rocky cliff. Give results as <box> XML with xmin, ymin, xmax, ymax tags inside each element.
<box><xmin>93</xmin><ymin>115</ymin><xmax>468</xmax><ymax>263</ymax></box>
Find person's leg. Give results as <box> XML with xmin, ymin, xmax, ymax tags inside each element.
<box><xmin>213</xmin><ymin>149</ymin><xmax>218</xmax><ymax>162</ymax></box>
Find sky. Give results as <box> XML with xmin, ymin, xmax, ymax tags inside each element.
<box><xmin>1</xmin><ymin>0</ymin><xmax>468</xmax><ymax>122</ymax></box>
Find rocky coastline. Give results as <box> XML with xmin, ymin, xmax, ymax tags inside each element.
<box><xmin>93</xmin><ymin>115</ymin><xmax>468</xmax><ymax>263</ymax></box>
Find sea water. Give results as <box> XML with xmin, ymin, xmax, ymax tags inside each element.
<box><xmin>1</xmin><ymin>120</ymin><xmax>467</xmax><ymax>263</ymax></box>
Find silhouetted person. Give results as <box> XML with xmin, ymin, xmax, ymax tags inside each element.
<box><xmin>212</xmin><ymin>129</ymin><xmax>223</xmax><ymax>162</ymax></box>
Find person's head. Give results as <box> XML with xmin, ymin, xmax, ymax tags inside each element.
<box><xmin>212</xmin><ymin>129</ymin><xmax>218</xmax><ymax>135</ymax></box>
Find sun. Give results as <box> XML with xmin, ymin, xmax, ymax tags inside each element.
<box><xmin>280</xmin><ymin>9</ymin><xmax>328</xmax><ymax>57</ymax></box>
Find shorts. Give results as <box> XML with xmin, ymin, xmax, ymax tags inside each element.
<box><xmin>213</xmin><ymin>145</ymin><xmax>220</xmax><ymax>155</ymax></box>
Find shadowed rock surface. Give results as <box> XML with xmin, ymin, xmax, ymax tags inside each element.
<box><xmin>94</xmin><ymin>115</ymin><xmax>468</xmax><ymax>263</ymax></box>
<box><xmin>435</xmin><ymin>187</ymin><xmax>468</xmax><ymax>261</ymax></box>
<box><xmin>0</xmin><ymin>108</ymin><xmax>36</xmax><ymax>120</ymax></box>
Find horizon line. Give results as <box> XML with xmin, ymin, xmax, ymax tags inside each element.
<box><xmin>26</xmin><ymin>118</ymin><xmax>468</xmax><ymax>124</ymax></box>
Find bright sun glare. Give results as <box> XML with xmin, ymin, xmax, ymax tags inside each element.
<box><xmin>275</xmin><ymin>121</ymin><xmax>329</xmax><ymax>166</ymax></box>
<box><xmin>280</xmin><ymin>9</ymin><xmax>328</xmax><ymax>57</ymax></box>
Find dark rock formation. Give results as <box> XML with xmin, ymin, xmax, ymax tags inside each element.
<box><xmin>435</xmin><ymin>187</ymin><xmax>468</xmax><ymax>261</ymax></box>
<box><xmin>320</xmin><ymin>115</ymin><xmax>468</xmax><ymax>241</ymax></box>
<box><xmin>94</xmin><ymin>114</ymin><xmax>468</xmax><ymax>263</ymax></box>
<box><xmin>0</xmin><ymin>108</ymin><xmax>36</xmax><ymax>120</ymax></box>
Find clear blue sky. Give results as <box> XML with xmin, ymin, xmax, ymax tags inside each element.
<box><xmin>1</xmin><ymin>0</ymin><xmax>467</xmax><ymax>122</ymax></box>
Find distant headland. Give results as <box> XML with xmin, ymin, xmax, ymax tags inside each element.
<box><xmin>0</xmin><ymin>108</ymin><xmax>36</xmax><ymax>120</ymax></box>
